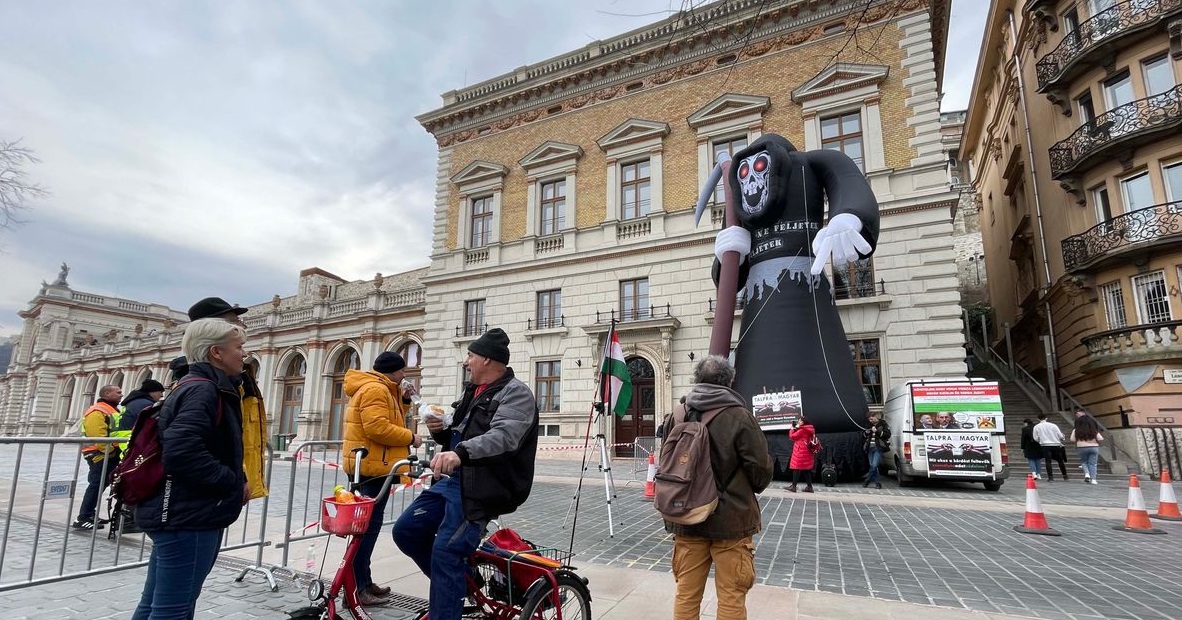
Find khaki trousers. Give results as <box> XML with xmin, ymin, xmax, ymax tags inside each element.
<box><xmin>672</xmin><ymin>534</ymin><xmax>756</xmax><ymax>620</ymax></box>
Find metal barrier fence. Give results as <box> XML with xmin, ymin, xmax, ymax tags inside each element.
<box><xmin>630</xmin><ymin>436</ymin><xmax>657</xmax><ymax>480</ymax></box>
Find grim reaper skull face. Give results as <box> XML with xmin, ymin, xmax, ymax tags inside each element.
<box><xmin>737</xmin><ymin>151</ymin><xmax>771</xmax><ymax>215</ymax></box>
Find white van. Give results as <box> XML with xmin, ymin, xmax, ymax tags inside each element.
<box><xmin>882</xmin><ymin>378</ymin><xmax>1010</xmax><ymax>491</ymax></box>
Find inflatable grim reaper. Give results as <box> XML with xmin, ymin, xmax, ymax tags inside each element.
<box><xmin>695</xmin><ymin>133</ymin><xmax>879</xmax><ymax>479</ymax></box>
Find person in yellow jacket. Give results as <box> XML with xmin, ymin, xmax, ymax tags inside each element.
<box><xmin>342</xmin><ymin>351</ymin><xmax>422</xmax><ymax>606</ymax></box>
<box><xmin>73</xmin><ymin>385</ymin><xmax>123</xmax><ymax>530</ymax></box>
<box><xmin>187</xmin><ymin>297</ymin><xmax>269</xmax><ymax>501</ymax></box>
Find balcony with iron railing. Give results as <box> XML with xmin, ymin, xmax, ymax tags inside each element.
<box><xmin>1035</xmin><ymin>0</ymin><xmax>1182</xmax><ymax>93</ymax></box>
<box><xmin>1061</xmin><ymin>199</ymin><xmax>1182</xmax><ymax>271</ymax></box>
<box><xmin>1049</xmin><ymin>85</ymin><xmax>1182</xmax><ymax>179</ymax></box>
<box><xmin>526</xmin><ymin>315</ymin><xmax>566</xmax><ymax>330</ymax></box>
<box><xmin>595</xmin><ymin>303</ymin><xmax>673</xmax><ymax>324</ymax></box>
<box><xmin>1081</xmin><ymin>318</ymin><xmax>1182</xmax><ymax>370</ymax></box>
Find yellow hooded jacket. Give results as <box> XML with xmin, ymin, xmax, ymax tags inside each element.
<box><xmin>240</xmin><ymin>368</ymin><xmax>269</xmax><ymax>500</ymax></box>
<box><xmin>341</xmin><ymin>369</ymin><xmax>414</xmax><ymax>479</ymax></box>
<box><xmin>80</xmin><ymin>401</ymin><xmax>119</xmax><ymax>461</ymax></box>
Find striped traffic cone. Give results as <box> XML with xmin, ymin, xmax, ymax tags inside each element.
<box><xmin>1114</xmin><ymin>474</ymin><xmax>1167</xmax><ymax>534</ymax></box>
<box><xmin>1013</xmin><ymin>473</ymin><xmax>1061</xmax><ymax>536</ymax></box>
<box><xmin>1152</xmin><ymin>470</ymin><xmax>1182</xmax><ymax>522</ymax></box>
<box><xmin>643</xmin><ymin>453</ymin><xmax>656</xmax><ymax>500</ymax></box>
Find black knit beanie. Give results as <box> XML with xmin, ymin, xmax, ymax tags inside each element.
<box><xmin>373</xmin><ymin>351</ymin><xmax>407</xmax><ymax>373</ymax></box>
<box><xmin>467</xmin><ymin>328</ymin><xmax>511</xmax><ymax>364</ymax></box>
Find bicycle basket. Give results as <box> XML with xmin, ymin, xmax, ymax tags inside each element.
<box><xmin>320</xmin><ymin>496</ymin><xmax>375</xmax><ymax>536</ymax></box>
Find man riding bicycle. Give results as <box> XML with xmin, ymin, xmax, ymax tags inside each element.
<box><xmin>393</xmin><ymin>328</ymin><xmax>539</xmax><ymax>620</ymax></box>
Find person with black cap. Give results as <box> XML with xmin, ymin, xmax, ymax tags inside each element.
<box><xmin>341</xmin><ymin>350</ymin><xmax>423</xmax><ymax>605</ymax></box>
<box><xmin>393</xmin><ymin>328</ymin><xmax>539</xmax><ymax>620</ymax></box>
<box><xmin>188</xmin><ymin>297</ymin><xmax>269</xmax><ymax>503</ymax></box>
<box><xmin>115</xmin><ymin>379</ymin><xmax>166</xmax><ymax>442</ymax></box>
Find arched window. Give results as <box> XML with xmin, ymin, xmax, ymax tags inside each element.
<box><xmin>109</xmin><ymin>371</ymin><xmax>125</xmax><ymax>392</ymax></box>
<box><xmin>328</xmin><ymin>349</ymin><xmax>360</xmax><ymax>441</ymax></box>
<box><xmin>396</xmin><ymin>341</ymin><xmax>422</xmax><ymax>392</ymax></box>
<box><xmin>280</xmin><ymin>356</ymin><xmax>306</xmax><ymax>436</ymax></box>
<box><xmin>59</xmin><ymin>377</ymin><xmax>76</xmax><ymax>425</ymax></box>
<box><xmin>81</xmin><ymin>375</ymin><xmax>98</xmax><ymax>407</ymax></box>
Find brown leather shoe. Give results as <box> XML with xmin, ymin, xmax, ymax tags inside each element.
<box><xmin>365</xmin><ymin>583</ymin><xmax>391</xmax><ymax>596</ymax></box>
<box><xmin>356</xmin><ymin>589</ymin><xmax>389</xmax><ymax>607</ymax></box>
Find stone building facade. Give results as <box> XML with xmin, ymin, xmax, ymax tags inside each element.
<box><xmin>2</xmin><ymin>0</ymin><xmax>968</xmax><ymax>451</ymax></box>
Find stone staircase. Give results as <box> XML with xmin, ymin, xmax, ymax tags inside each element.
<box><xmin>970</xmin><ymin>363</ymin><xmax>1122</xmax><ymax>481</ymax></box>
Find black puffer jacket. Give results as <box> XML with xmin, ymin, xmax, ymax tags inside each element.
<box><xmin>433</xmin><ymin>368</ymin><xmax>539</xmax><ymax>522</ymax></box>
<box><xmin>133</xmin><ymin>362</ymin><xmax>245</xmax><ymax>531</ymax></box>
<box><xmin>118</xmin><ymin>390</ymin><xmax>156</xmax><ymax>432</ymax></box>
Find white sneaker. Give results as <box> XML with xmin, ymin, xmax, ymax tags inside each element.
<box><xmin>1034</xmin><ymin>474</ymin><xmax>1041</xmax><ymax>480</ymax></box>
<box><xmin>1089</xmin><ymin>479</ymin><xmax>1098</xmax><ymax>485</ymax></box>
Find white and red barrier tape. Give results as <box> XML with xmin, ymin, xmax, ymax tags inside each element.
<box><xmin>537</xmin><ymin>442</ymin><xmax>634</xmax><ymax>452</ymax></box>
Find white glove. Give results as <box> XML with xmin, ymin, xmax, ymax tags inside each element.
<box><xmin>810</xmin><ymin>213</ymin><xmax>872</xmax><ymax>275</ymax></box>
<box><xmin>715</xmin><ymin>226</ymin><xmax>751</xmax><ymax>264</ymax></box>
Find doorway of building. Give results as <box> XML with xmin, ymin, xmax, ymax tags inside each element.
<box><xmin>615</xmin><ymin>357</ymin><xmax>656</xmax><ymax>457</ymax></box>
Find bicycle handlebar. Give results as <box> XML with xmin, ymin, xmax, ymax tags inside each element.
<box><xmin>371</xmin><ymin>455</ymin><xmax>447</xmax><ymax>500</ymax></box>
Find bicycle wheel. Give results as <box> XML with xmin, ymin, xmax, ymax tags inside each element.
<box><xmin>516</xmin><ymin>572</ymin><xmax>591</xmax><ymax>620</ymax></box>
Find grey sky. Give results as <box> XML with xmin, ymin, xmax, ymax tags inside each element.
<box><xmin>0</xmin><ymin>0</ymin><xmax>987</xmax><ymax>336</ymax></box>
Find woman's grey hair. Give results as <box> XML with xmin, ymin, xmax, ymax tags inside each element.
<box><xmin>692</xmin><ymin>355</ymin><xmax>735</xmax><ymax>386</ymax></box>
<box><xmin>182</xmin><ymin>318</ymin><xmax>246</xmax><ymax>364</ymax></box>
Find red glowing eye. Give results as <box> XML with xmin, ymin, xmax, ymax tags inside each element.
<box><xmin>738</xmin><ymin>163</ymin><xmax>749</xmax><ymax>178</ymax></box>
<box><xmin>753</xmin><ymin>157</ymin><xmax>767</xmax><ymax>172</ymax></box>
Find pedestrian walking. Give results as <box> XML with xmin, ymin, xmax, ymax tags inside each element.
<box><xmin>862</xmin><ymin>412</ymin><xmax>890</xmax><ymax>489</ymax></box>
<box><xmin>1020</xmin><ymin>418</ymin><xmax>1043</xmax><ymax>479</ymax></box>
<box><xmin>1033</xmin><ymin>413</ymin><xmax>1068</xmax><ymax>481</ymax></box>
<box><xmin>1070</xmin><ymin>414</ymin><xmax>1103</xmax><ymax>485</ymax></box>
<box><xmin>786</xmin><ymin>415</ymin><xmax>816</xmax><ymax>493</ymax></box>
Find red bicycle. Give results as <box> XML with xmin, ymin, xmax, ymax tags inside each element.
<box><xmin>289</xmin><ymin>450</ymin><xmax>591</xmax><ymax>620</ymax></box>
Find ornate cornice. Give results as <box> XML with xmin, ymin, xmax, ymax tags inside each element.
<box><xmin>422</xmin><ymin>0</ymin><xmax>930</xmax><ymax>146</ymax></box>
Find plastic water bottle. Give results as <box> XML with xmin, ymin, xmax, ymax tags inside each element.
<box><xmin>305</xmin><ymin>543</ymin><xmax>316</xmax><ymax>572</ymax></box>
<box><xmin>402</xmin><ymin>379</ymin><xmax>421</xmax><ymax>404</ymax></box>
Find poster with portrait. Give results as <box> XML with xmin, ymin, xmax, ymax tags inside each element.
<box><xmin>751</xmin><ymin>390</ymin><xmax>802</xmax><ymax>431</ymax></box>
<box><xmin>910</xmin><ymin>383</ymin><xmax>1004</xmax><ymax>433</ymax></box>
<box><xmin>923</xmin><ymin>432</ymin><xmax>993</xmax><ymax>474</ymax></box>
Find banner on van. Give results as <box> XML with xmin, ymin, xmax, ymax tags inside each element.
<box><xmin>923</xmin><ymin>432</ymin><xmax>992</xmax><ymax>473</ymax></box>
<box><xmin>910</xmin><ymin>383</ymin><xmax>1003</xmax><ymax>433</ymax></box>
<box><xmin>751</xmin><ymin>390</ymin><xmax>801</xmax><ymax>431</ymax></box>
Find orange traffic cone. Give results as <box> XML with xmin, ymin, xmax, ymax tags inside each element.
<box><xmin>1114</xmin><ymin>474</ymin><xmax>1167</xmax><ymax>534</ymax></box>
<box><xmin>643</xmin><ymin>453</ymin><xmax>656</xmax><ymax>500</ymax></box>
<box><xmin>1152</xmin><ymin>470</ymin><xmax>1182</xmax><ymax>522</ymax></box>
<box><xmin>1014</xmin><ymin>473</ymin><xmax>1061</xmax><ymax>536</ymax></box>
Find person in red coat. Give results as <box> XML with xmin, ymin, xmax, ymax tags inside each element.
<box><xmin>786</xmin><ymin>416</ymin><xmax>817</xmax><ymax>493</ymax></box>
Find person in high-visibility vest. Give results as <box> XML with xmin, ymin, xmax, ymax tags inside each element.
<box><xmin>112</xmin><ymin>379</ymin><xmax>166</xmax><ymax>450</ymax></box>
<box><xmin>73</xmin><ymin>384</ymin><xmax>123</xmax><ymax>530</ymax></box>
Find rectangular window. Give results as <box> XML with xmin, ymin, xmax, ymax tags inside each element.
<box><xmin>464</xmin><ymin>299</ymin><xmax>485</xmax><ymax>337</ymax></box>
<box><xmin>620</xmin><ymin>159</ymin><xmax>651</xmax><ymax>219</ymax></box>
<box><xmin>1103</xmin><ymin>70</ymin><xmax>1134</xmax><ymax>109</ymax></box>
<box><xmin>1133</xmin><ymin>271</ymin><xmax>1171</xmax><ymax>324</ymax></box>
<box><xmin>470</xmin><ymin>196</ymin><xmax>494</xmax><ymax>248</ymax></box>
<box><xmin>539</xmin><ymin>179</ymin><xmax>566</xmax><ymax>235</ymax></box>
<box><xmin>1092</xmin><ymin>184</ymin><xmax>1113</xmax><ymax>230</ymax></box>
<box><xmin>711</xmin><ymin>136</ymin><xmax>748</xmax><ymax>203</ymax></box>
<box><xmin>535</xmin><ymin>360</ymin><xmax>561</xmax><ymax>412</ymax></box>
<box><xmin>1121</xmin><ymin>171</ymin><xmax>1154</xmax><ymax>213</ymax></box>
<box><xmin>536</xmin><ymin>289</ymin><xmax>562</xmax><ymax>329</ymax></box>
<box><xmin>833</xmin><ymin>258</ymin><xmax>877</xmax><ymax>299</ymax></box>
<box><xmin>1076</xmin><ymin>92</ymin><xmax>1095</xmax><ymax>124</ymax></box>
<box><xmin>1061</xmin><ymin>7</ymin><xmax>1079</xmax><ymax>33</ymax></box>
<box><xmin>620</xmin><ymin>278</ymin><xmax>650</xmax><ymax>321</ymax></box>
<box><xmin>849</xmin><ymin>339</ymin><xmax>883</xmax><ymax>405</ymax></box>
<box><xmin>1164</xmin><ymin>162</ymin><xmax>1182</xmax><ymax>203</ymax></box>
<box><xmin>1100</xmin><ymin>281</ymin><xmax>1128</xmax><ymax>329</ymax></box>
<box><xmin>1142</xmin><ymin>54</ymin><xmax>1175</xmax><ymax>97</ymax></box>
<box><xmin>821</xmin><ymin>111</ymin><xmax>864</xmax><ymax>172</ymax></box>
<box><xmin>541</xmin><ymin>424</ymin><xmax>562</xmax><ymax>437</ymax></box>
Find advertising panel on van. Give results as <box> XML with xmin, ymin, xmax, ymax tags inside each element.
<box><xmin>909</xmin><ymin>383</ymin><xmax>1004</xmax><ymax>433</ymax></box>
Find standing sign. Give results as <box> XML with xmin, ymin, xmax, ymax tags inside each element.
<box><xmin>751</xmin><ymin>390</ymin><xmax>802</xmax><ymax>431</ymax></box>
<box><xmin>910</xmin><ymin>383</ymin><xmax>1004</xmax><ymax>433</ymax></box>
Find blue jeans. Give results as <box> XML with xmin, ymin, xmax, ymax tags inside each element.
<box><xmin>866</xmin><ymin>448</ymin><xmax>882</xmax><ymax>483</ymax></box>
<box><xmin>392</xmin><ymin>476</ymin><xmax>485</xmax><ymax>620</ymax></box>
<box><xmin>354</xmin><ymin>476</ymin><xmax>392</xmax><ymax>590</ymax></box>
<box><xmin>1027</xmin><ymin>458</ymin><xmax>1042</xmax><ymax>477</ymax></box>
<box><xmin>131</xmin><ymin>529</ymin><xmax>223</xmax><ymax>620</ymax></box>
<box><xmin>1078</xmin><ymin>446</ymin><xmax>1100</xmax><ymax>479</ymax></box>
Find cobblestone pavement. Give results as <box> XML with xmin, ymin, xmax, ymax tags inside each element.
<box><xmin>5</xmin><ymin>447</ymin><xmax>1182</xmax><ymax>619</ymax></box>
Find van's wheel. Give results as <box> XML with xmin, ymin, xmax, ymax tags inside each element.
<box><xmin>895</xmin><ymin>458</ymin><xmax>914</xmax><ymax>487</ymax></box>
<box><xmin>983</xmin><ymin>481</ymin><xmax>1003</xmax><ymax>492</ymax></box>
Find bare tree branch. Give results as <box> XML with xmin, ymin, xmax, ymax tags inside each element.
<box><xmin>0</xmin><ymin>138</ymin><xmax>46</xmax><ymax>231</ymax></box>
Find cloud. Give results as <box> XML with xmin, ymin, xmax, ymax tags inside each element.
<box><xmin>0</xmin><ymin>1</ymin><xmax>985</xmax><ymax>336</ymax></box>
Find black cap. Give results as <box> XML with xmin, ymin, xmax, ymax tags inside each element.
<box><xmin>468</xmin><ymin>328</ymin><xmax>511</xmax><ymax>364</ymax></box>
<box><xmin>169</xmin><ymin>356</ymin><xmax>189</xmax><ymax>382</ymax></box>
<box><xmin>141</xmin><ymin>379</ymin><xmax>166</xmax><ymax>393</ymax></box>
<box><xmin>188</xmin><ymin>297</ymin><xmax>248</xmax><ymax>321</ymax></box>
<box><xmin>373</xmin><ymin>351</ymin><xmax>406</xmax><ymax>373</ymax></box>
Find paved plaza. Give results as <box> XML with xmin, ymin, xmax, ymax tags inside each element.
<box><xmin>2</xmin><ymin>452</ymin><xmax>1181</xmax><ymax>620</ymax></box>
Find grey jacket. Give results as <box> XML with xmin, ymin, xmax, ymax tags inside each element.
<box><xmin>663</xmin><ymin>383</ymin><xmax>773</xmax><ymax>540</ymax></box>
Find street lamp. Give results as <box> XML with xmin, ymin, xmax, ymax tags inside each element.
<box><xmin>968</xmin><ymin>253</ymin><xmax>985</xmax><ymax>285</ymax></box>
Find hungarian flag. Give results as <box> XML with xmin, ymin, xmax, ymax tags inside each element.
<box><xmin>600</xmin><ymin>324</ymin><xmax>632</xmax><ymax>417</ymax></box>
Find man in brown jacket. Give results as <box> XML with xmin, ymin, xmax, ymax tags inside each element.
<box><xmin>663</xmin><ymin>355</ymin><xmax>772</xmax><ymax>620</ymax></box>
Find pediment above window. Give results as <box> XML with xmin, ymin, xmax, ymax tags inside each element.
<box><xmin>791</xmin><ymin>63</ymin><xmax>889</xmax><ymax>104</ymax></box>
<box><xmin>450</xmin><ymin>160</ymin><xmax>508</xmax><ymax>186</ymax></box>
<box><xmin>596</xmin><ymin>119</ymin><xmax>670</xmax><ymax>151</ymax></box>
<box><xmin>519</xmin><ymin>141</ymin><xmax>583</xmax><ymax>170</ymax></box>
<box><xmin>687</xmin><ymin>93</ymin><xmax>770</xmax><ymax>129</ymax></box>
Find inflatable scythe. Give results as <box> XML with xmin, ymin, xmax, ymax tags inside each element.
<box><xmin>695</xmin><ymin>133</ymin><xmax>881</xmax><ymax>479</ymax></box>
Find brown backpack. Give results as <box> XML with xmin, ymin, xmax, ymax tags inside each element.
<box><xmin>654</xmin><ymin>405</ymin><xmax>737</xmax><ymax>525</ymax></box>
